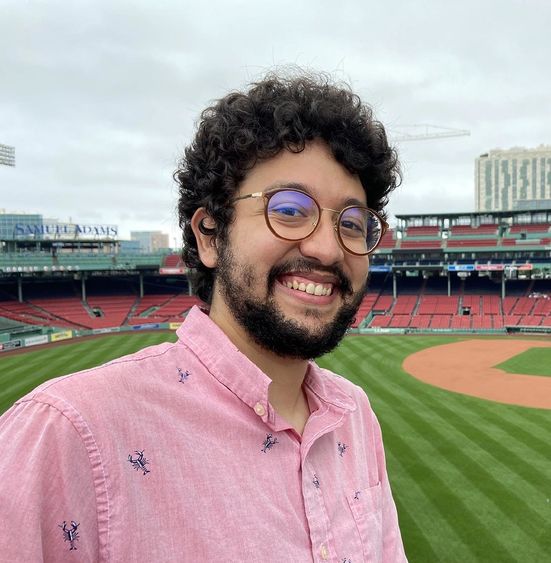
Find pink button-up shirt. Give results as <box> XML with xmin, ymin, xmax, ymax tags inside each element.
<box><xmin>0</xmin><ymin>306</ymin><xmax>406</xmax><ymax>562</ymax></box>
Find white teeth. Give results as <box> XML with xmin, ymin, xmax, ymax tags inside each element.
<box><xmin>283</xmin><ymin>279</ymin><xmax>333</xmax><ymax>296</ymax></box>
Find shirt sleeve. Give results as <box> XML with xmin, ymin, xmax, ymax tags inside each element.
<box><xmin>371</xmin><ymin>408</ymin><xmax>409</xmax><ymax>562</ymax></box>
<box><xmin>0</xmin><ymin>397</ymin><xmax>101</xmax><ymax>562</ymax></box>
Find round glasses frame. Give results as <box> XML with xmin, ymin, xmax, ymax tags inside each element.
<box><xmin>233</xmin><ymin>187</ymin><xmax>389</xmax><ymax>256</ymax></box>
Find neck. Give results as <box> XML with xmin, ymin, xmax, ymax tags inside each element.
<box><xmin>208</xmin><ymin>301</ymin><xmax>310</xmax><ymax>434</ymax></box>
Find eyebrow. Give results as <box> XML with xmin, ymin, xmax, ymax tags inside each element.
<box><xmin>265</xmin><ymin>181</ymin><xmax>367</xmax><ymax>208</ymax></box>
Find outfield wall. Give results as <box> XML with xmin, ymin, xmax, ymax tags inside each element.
<box><xmin>0</xmin><ymin>321</ymin><xmax>183</xmax><ymax>353</ymax></box>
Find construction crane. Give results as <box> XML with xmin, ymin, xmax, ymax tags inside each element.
<box><xmin>0</xmin><ymin>143</ymin><xmax>15</xmax><ymax>167</ymax></box>
<box><xmin>390</xmin><ymin>124</ymin><xmax>470</xmax><ymax>142</ymax></box>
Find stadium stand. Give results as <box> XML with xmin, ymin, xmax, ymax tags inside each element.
<box><xmin>404</xmin><ymin>226</ymin><xmax>440</xmax><ymax>237</ymax></box>
<box><xmin>449</xmin><ymin>224</ymin><xmax>499</xmax><ymax>236</ymax></box>
<box><xmin>378</xmin><ymin>229</ymin><xmax>397</xmax><ymax>249</ymax></box>
<box><xmin>1</xmin><ymin>207</ymin><xmax>549</xmax><ymax>340</ymax></box>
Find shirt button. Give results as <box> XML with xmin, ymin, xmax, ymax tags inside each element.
<box><xmin>320</xmin><ymin>544</ymin><xmax>329</xmax><ymax>560</ymax></box>
<box><xmin>254</xmin><ymin>402</ymin><xmax>266</xmax><ymax>416</ymax></box>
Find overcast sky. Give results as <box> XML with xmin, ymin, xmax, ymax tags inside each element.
<box><xmin>2</xmin><ymin>0</ymin><xmax>550</xmax><ymax>245</ymax></box>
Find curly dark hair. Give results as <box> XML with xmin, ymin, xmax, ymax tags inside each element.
<box><xmin>175</xmin><ymin>72</ymin><xmax>401</xmax><ymax>303</ymax></box>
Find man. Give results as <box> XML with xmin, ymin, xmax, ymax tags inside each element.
<box><xmin>0</xmin><ymin>73</ymin><xmax>407</xmax><ymax>561</ymax></box>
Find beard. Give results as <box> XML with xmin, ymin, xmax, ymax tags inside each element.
<box><xmin>214</xmin><ymin>244</ymin><xmax>367</xmax><ymax>360</ymax></box>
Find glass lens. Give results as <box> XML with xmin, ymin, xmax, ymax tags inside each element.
<box><xmin>266</xmin><ymin>190</ymin><xmax>319</xmax><ymax>240</ymax></box>
<box><xmin>339</xmin><ymin>207</ymin><xmax>382</xmax><ymax>254</ymax></box>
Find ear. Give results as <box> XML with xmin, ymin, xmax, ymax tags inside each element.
<box><xmin>190</xmin><ymin>208</ymin><xmax>218</xmax><ymax>268</ymax></box>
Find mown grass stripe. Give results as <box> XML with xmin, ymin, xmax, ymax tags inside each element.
<box><xmin>372</xmin><ymin>389</ymin><xmax>541</xmax><ymax>561</ymax></box>
<box><xmin>354</xmin><ymin>353</ymin><xmax>551</xmax><ymax>529</ymax></box>
<box><xmin>384</xmin><ymin>450</ymin><xmax>443</xmax><ymax>563</ymax></box>
<box><xmin>448</xmin><ymin>396</ymin><xmax>551</xmax><ymax>465</ymax></box>
<box><xmin>339</xmin><ymin>340</ymin><xmax>551</xmax><ymax>502</ymax></box>
<box><xmin>381</xmin><ymin>415</ymin><xmax>514</xmax><ymax>561</ymax></box>
<box><xmin>379</xmin><ymin>373</ymin><xmax>551</xmax><ymax>521</ymax></box>
<box><xmin>325</xmin><ymin>338</ymin><xmax>550</xmax><ymax>558</ymax></box>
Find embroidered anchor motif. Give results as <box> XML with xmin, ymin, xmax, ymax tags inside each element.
<box><xmin>261</xmin><ymin>433</ymin><xmax>278</xmax><ymax>453</ymax></box>
<box><xmin>128</xmin><ymin>450</ymin><xmax>150</xmax><ymax>475</ymax></box>
<box><xmin>59</xmin><ymin>521</ymin><xmax>79</xmax><ymax>551</ymax></box>
<box><xmin>178</xmin><ymin>368</ymin><xmax>190</xmax><ymax>383</ymax></box>
<box><xmin>342</xmin><ymin>558</ymin><xmax>352</xmax><ymax>563</ymax></box>
<box><xmin>313</xmin><ymin>474</ymin><xmax>320</xmax><ymax>489</ymax></box>
<box><xmin>353</xmin><ymin>490</ymin><xmax>361</xmax><ymax>500</ymax></box>
<box><xmin>337</xmin><ymin>441</ymin><xmax>347</xmax><ymax>457</ymax></box>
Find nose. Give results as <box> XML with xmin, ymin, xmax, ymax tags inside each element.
<box><xmin>298</xmin><ymin>209</ymin><xmax>345</xmax><ymax>266</ymax></box>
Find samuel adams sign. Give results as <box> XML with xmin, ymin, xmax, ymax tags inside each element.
<box><xmin>13</xmin><ymin>224</ymin><xmax>118</xmax><ymax>239</ymax></box>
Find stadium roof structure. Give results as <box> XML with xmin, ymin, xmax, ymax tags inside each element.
<box><xmin>395</xmin><ymin>207</ymin><xmax>551</xmax><ymax>224</ymax></box>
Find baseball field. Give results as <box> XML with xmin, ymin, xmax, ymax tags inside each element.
<box><xmin>1</xmin><ymin>333</ymin><xmax>550</xmax><ymax>562</ymax></box>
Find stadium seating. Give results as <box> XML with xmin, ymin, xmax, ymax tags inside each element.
<box><xmin>30</xmin><ymin>297</ymin><xmax>95</xmax><ymax>328</ymax></box>
<box><xmin>446</xmin><ymin>239</ymin><xmax>498</xmax><ymax>248</ymax></box>
<box><xmin>449</xmin><ymin>224</ymin><xmax>498</xmax><ymax>236</ymax></box>
<box><xmin>417</xmin><ymin>296</ymin><xmax>459</xmax><ymax>315</ymax></box>
<box><xmin>86</xmin><ymin>296</ymin><xmax>137</xmax><ymax>329</ymax></box>
<box><xmin>350</xmin><ymin>294</ymin><xmax>379</xmax><ymax>328</ymax></box>
<box><xmin>376</xmin><ymin>229</ymin><xmax>396</xmax><ymax>249</ymax></box>
<box><xmin>373</xmin><ymin>295</ymin><xmax>393</xmax><ymax>312</ymax></box>
<box><xmin>392</xmin><ymin>296</ymin><xmax>417</xmax><ymax>315</ymax></box>
<box><xmin>404</xmin><ymin>226</ymin><xmax>440</xmax><ymax>237</ymax></box>
<box><xmin>509</xmin><ymin>223</ymin><xmax>550</xmax><ymax>234</ymax></box>
<box><xmin>0</xmin><ymin>300</ymin><xmax>80</xmax><ymax>329</ymax></box>
<box><xmin>162</xmin><ymin>254</ymin><xmax>184</xmax><ymax>268</ymax></box>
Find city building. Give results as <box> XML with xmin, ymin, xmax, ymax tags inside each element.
<box><xmin>130</xmin><ymin>230</ymin><xmax>170</xmax><ymax>252</ymax></box>
<box><xmin>475</xmin><ymin>145</ymin><xmax>551</xmax><ymax>212</ymax></box>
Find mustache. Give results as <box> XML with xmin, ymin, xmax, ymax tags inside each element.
<box><xmin>268</xmin><ymin>259</ymin><xmax>354</xmax><ymax>296</ymax></box>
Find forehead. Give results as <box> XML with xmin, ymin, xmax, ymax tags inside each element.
<box><xmin>237</xmin><ymin>141</ymin><xmax>366</xmax><ymax>206</ymax></box>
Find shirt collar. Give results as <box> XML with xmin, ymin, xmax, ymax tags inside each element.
<box><xmin>178</xmin><ymin>306</ymin><xmax>356</xmax><ymax>415</ymax></box>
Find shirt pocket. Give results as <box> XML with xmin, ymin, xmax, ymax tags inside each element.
<box><xmin>347</xmin><ymin>482</ymin><xmax>383</xmax><ymax>562</ymax></box>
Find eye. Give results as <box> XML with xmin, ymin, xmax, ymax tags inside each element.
<box><xmin>267</xmin><ymin>190</ymin><xmax>316</xmax><ymax>222</ymax></box>
<box><xmin>270</xmin><ymin>203</ymin><xmax>308</xmax><ymax>218</ymax></box>
<box><xmin>339</xmin><ymin>209</ymin><xmax>367</xmax><ymax>237</ymax></box>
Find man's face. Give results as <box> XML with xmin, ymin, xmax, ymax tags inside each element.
<box><xmin>210</xmin><ymin>141</ymin><xmax>371</xmax><ymax>359</ymax></box>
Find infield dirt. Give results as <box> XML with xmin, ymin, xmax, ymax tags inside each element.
<box><xmin>403</xmin><ymin>339</ymin><xmax>551</xmax><ymax>409</ymax></box>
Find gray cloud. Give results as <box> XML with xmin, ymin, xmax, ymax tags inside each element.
<box><xmin>2</xmin><ymin>0</ymin><xmax>550</xmax><ymax>242</ymax></box>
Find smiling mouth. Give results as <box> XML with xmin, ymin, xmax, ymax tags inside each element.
<box><xmin>280</xmin><ymin>279</ymin><xmax>334</xmax><ymax>296</ymax></box>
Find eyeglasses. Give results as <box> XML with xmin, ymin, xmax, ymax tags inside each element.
<box><xmin>233</xmin><ymin>187</ymin><xmax>388</xmax><ymax>256</ymax></box>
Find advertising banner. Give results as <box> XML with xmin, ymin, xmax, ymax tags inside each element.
<box><xmin>159</xmin><ymin>267</ymin><xmax>187</xmax><ymax>275</ymax></box>
<box><xmin>0</xmin><ymin>339</ymin><xmax>22</xmax><ymax>351</ymax></box>
<box><xmin>50</xmin><ymin>331</ymin><xmax>73</xmax><ymax>342</ymax></box>
<box><xmin>24</xmin><ymin>335</ymin><xmax>49</xmax><ymax>347</ymax></box>
<box><xmin>475</xmin><ymin>264</ymin><xmax>504</xmax><ymax>271</ymax></box>
<box><xmin>91</xmin><ymin>327</ymin><xmax>119</xmax><ymax>335</ymax></box>
<box><xmin>447</xmin><ymin>264</ymin><xmax>474</xmax><ymax>271</ymax></box>
<box><xmin>169</xmin><ymin>322</ymin><xmax>182</xmax><ymax>330</ymax></box>
<box><xmin>131</xmin><ymin>323</ymin><xmax>161</xmax><ymax>331</ymax></box>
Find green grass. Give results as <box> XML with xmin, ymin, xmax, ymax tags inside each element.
<box><xmin>1</xmin><ymin>333</ymin><xmax>550</xmax><ymax>562</ymax></box>
<box><xmin>496</xmin><ymin>347</ymin><xmax>551</xmax><ymax>377</ymax></box>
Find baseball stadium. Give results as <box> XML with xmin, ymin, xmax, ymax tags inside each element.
<box><xmin>1</xmin><ymin>206</ymin><xmax>550</xmax><ymax>561</ymax></box>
